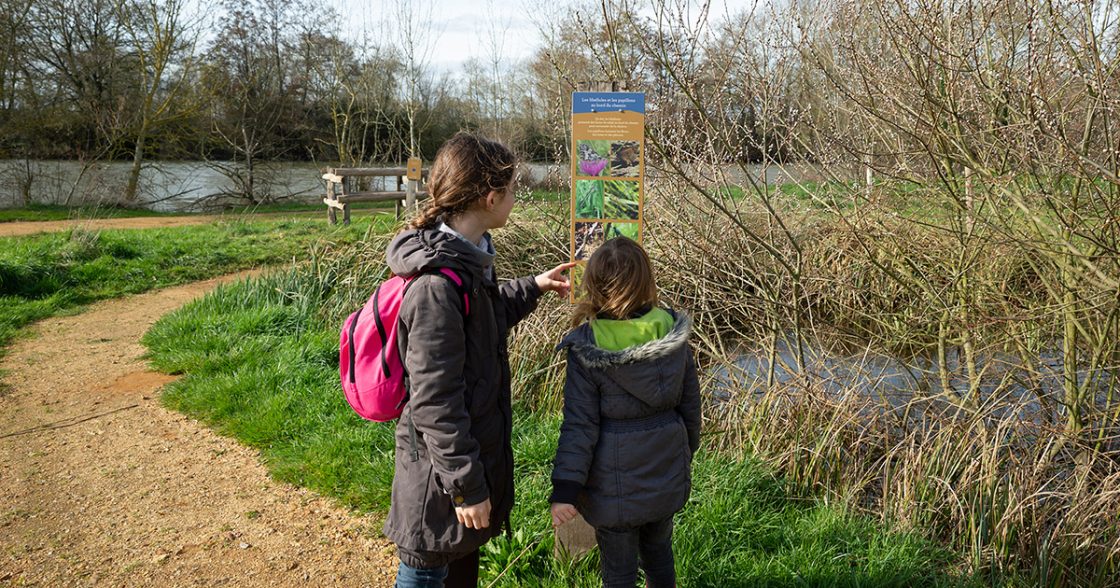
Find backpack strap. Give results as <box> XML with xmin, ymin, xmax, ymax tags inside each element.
<box><xmin>434</xmin><ymin>267</ymin><xmax>470</xmax><ymax>316</ymax></box>
<box><xmin>400</xmin><ymin>267</ymin><xmax>471</xmax><ymax>317</ymax></box>
<box><xmin>398</xmin><ymin>267</ymin><xmax>472</xmax><ymax>462</ymax></box>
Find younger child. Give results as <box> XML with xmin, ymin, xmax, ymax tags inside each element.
<box><xmin>549</xmin><ymin>237</ymin><xmax>701</xmax><ymax>588</ymax></box>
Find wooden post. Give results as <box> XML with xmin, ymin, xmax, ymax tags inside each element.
<box><xmin>396</xmin><ymin>175</ymin><xmax>404</xmax><ymax>220</ymax></box>
<box><xmin>406</xmin><ymin>157</ymin><xmax>422</xmax><ymax>214</ymax></box>
<box><xmin>323</xmin><ymin>170</ymin><xmax>348</xmax><ymax>225</ymax></box>
<box><xmin>406</xmin><ymin>178</ymin><xmax>417</xmax><ymax>211</ymax></box>
<box><xmin>341</xmin><ymin>176</ymin><xmax>351</xmax><ymax>226</ymax></box>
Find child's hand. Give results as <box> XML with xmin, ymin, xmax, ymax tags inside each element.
<box><xmin>551</xmin><ymin>502</ymin><xmax>579</xmax><ymax>527</ymax></box>
<box><xmin>535</xmin><ymin>262</ymin><xmax>578</xmax><ymax>297</ymax></box>
<box><xmin>455</xmin><ymin>498</ymin><xmax>492</xmax><ymax>530</ymax></box>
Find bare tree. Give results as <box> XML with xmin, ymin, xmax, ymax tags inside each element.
<box><xmin>117</xmin><ymin>0</ymin><xmax>201</xmax><ymax>204</ymax></box>
<box><xmin>202</xmin><ymin>0</ymin><xmax>303</xmax><ymax>203</ymax></box>
<box><xmin>390</xmin><ymin>0</ymin><xmax>438</xmax><ymax>159</ymax></box>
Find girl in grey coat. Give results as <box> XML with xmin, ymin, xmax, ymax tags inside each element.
<box><xmin>386</xmin><ymin>133</ymin><xmax>575</xmax><ymax>588</ymax></box>
<box><xmin>550</xmin><ymin>237</ymin><xmax>702</xmax><ymax>588</ymax></box>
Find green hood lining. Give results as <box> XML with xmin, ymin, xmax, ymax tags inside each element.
<box><xmin>590</xmin><ymin>307</ymin><xmax>675</xmax><ymax>352</ymax></box>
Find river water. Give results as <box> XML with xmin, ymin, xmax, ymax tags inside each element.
<box><xmin>0</xmin><ymin>160</ymin><xmax>571</xmax><ymax>212</ymax></box>
<box><xmin>0</xmin><ymin>160</ymin><xmax>834</xmax><ymax>212</ymax></box>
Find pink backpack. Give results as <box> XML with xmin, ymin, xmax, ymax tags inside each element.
<box><xmin>339</xmin><ymin>268</ymin><xmax>469</xmax><ymax>422</ymax></box>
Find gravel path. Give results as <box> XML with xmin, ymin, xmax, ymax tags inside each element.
<box><xmin>0</xmin><ymin>213</ymin><xmax>328</xmax><ymax>238</ymax></box>
<box><xmin>0</xmin><ymin>273</ymin><xmax>396</xmax><ymax>587</ymax></box>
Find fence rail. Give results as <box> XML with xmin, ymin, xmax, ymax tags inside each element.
<box><xmin>322</xmin><ymin>166</ymin><xmax>428</xmax><ymax>225</ymax></box>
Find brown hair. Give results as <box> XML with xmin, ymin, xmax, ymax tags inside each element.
<box><xmin>572</xmin><ymin>237</ymin><xmax>658</xmax><ymax>327</ymax></box>
<box><xmin>410</xmin><ymin>132</ymin><xmax>517</xmax><ymax>229</ymax></box>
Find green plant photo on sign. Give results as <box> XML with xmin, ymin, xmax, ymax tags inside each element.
<box><xmin>575</xmin><ymin>180</ymin><xmax>604</xmax><ymax>219</ymax></box>
<box><xmin>605</xmin><ymin>222</ymin><xmax>640</xmax><ymax>241</ymax></box>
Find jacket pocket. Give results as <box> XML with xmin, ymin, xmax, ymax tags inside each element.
<box><xmin>420</xmin><ymin>461</ymin><xmax>455</xmax><ymax>543</ymax></box>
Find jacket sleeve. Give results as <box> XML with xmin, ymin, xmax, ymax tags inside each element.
<box><xmin>400</xmin><ymin>276</ymin><xmax>488</xmax><ymax>506</ymax></box>
<box><xmin>549</xmin><ymin>348</ymin><xmax>600</xmax><ymax>504</ymax></box>
<box><xmin>498</xmin><ymin>276</ymin><xmax>542</xmax><ymax>329</ymax></box>
<box><xmin>677</xmin><ymin>349</ymin><xmax>702</xmax><ymax>454</ymax></box>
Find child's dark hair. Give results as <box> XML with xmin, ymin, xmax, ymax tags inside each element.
<box><xmin>410</xmin><ymin>132</ymin><xmax>517</xmax><ymax>230</ymax></box>
<box><xmin>572</xmin><ymin>237</ymin><xmax>658</xmax><ymax>327</ymax></box>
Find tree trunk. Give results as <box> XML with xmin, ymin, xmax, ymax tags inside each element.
<box><xmin>242</xmin><ymin>127</ymin><xmax>255</xmax><ymax>203</ymax></box>
<box><xmin>124</xmin><ymin>125</ymin><xmax>147</xmax><ymax>204</ymax></box>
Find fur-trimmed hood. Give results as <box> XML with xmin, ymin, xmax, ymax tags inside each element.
<box><xmin>557</xmin><ymin>310</ymin><xmax>693</xmax><ymax>408</ymax></box>
<box><xmin>560</xmin><ymin>310</ymin><xmax>692</xmax><ymax>368</ymax></box>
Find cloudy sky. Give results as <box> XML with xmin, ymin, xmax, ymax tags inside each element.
<box><xmin>324</xmin><ymin>0</ymin><xmax>757</xmax><ymax>71</ymax></box>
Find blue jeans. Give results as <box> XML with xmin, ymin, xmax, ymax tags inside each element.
<box><xmin>395</xmin><ymin>562</ymin><xmax>447</xmax><ymax>588</ymax></box>
<box><xmin>595</xmin><ymin>516</ymin><xmax>676</xmax><ymax>588</ymax></box>
<box><xmin>395</xmin><ymin>548</ymin><xmax>479</xmax><ymax>588</ymax></box>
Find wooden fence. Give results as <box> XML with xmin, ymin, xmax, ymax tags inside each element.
<box><xmin>322</xmin><ymin>166</ymin><xmax>428</xmax><ymax>225</ymax></box>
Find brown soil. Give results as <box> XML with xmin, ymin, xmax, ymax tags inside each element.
<box><xmin>0</xmin><ymin>273</ymin><xmax>396</xmax><ymax>587</ymax></box>
<box><xmin>0</xmin><ymin>213</ymin><xmax>328</xmax><ymax>238</ymax></box>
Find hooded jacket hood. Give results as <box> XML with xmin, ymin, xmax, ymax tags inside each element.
<box><xmin>386</xmin><ymin>228</ymin><xmax>495</xmax><ymax>279</ymax></box>
<box><xmin>558</xmin><ymin>310</ymin><xmax>692</xmax><ymax>408</ymax></box>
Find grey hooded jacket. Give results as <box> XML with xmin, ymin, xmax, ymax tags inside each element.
<box><xmin>550</xmin><ymin>310</ymin><xmax>702</xmax><ymax>529</ymax></box>
<box><xmin>382</xmin><ymin>228</ymin><xmax>541</xmax><ymax>555</ymax></box>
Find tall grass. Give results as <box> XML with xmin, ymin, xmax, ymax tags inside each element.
<box><xmin>500</xmin><ymin>172</ymin><xmax>1119</xmax><ymax>585</ymax></box>
<box><xmin>606</xmin><ymin>180</ymin><xmax>1120</xmax><ymax>587</ymax></box>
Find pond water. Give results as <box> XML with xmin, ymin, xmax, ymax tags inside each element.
<box><xmin>713</xmin><ymin>333</ymin><xmax>1115</xmax><ymax>427</ymax></box>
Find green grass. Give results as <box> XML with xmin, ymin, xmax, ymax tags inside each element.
<box><xmin>717</xmin><ymin>178</ymin><xmax>931</xmax><ymax>204</ymax></box>
<box><xmin>141</xmin><ymin>243</ymin><xmax>981</xmax><ymax>587</ymax></box>
<box><xmin>0</xmin><ymin>216</ymin><xmax>390</xmax><ymax>351</ymax></box>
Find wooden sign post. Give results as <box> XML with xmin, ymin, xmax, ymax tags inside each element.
<box><xmin>406</xmin><ymin>157</ymin><xmax>423</xmax><ymax>212</ymax></box>
<box><xmin>556</xmin><ymin>90</ymin><xmax>647</xmax><ymax>561</ymax></box>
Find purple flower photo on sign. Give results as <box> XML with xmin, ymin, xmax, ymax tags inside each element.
<box><xmin>576</xmin><ymin>140</ymin><xmax>610</xmax><ymax>177</ymax></box>
<box><xmin>579</xmin><ymin>159</ymin><xmax>608</xmax><ymax>176</ymax></box>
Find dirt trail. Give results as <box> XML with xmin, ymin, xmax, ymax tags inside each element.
<box><xmin>0</xmin><ymin>273</ymin><xmax>396</xmax><ymax>587</ymax></box>
<box><xmin>0</xmin><ymin>212</ymin><xmax>325</xmax><ymax>238</ymax></box>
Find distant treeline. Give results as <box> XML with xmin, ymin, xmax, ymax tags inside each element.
<box><xmin>0</xmin><ymin>0</ymin><xmax>806</xmax><ymax>173</ymax></box>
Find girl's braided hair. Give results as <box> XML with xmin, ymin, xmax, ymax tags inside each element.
<box><xmin>410</xmin><ymin>133</ymin><xmax>517</xmax><ymax>230</ymax></box>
